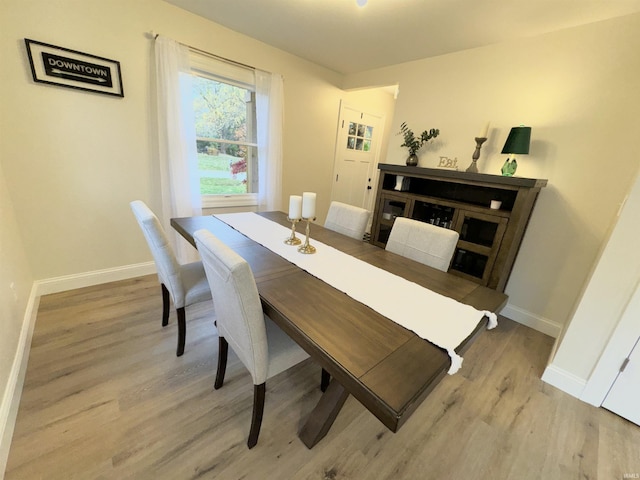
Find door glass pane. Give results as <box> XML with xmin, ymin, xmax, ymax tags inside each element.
<box><xmin>347</xmin><ymin>136</ymin><xmax>355</xmax><ymax>149</ymax></box>
<box><xmin>346</xmin><ymin>122</ymin><xmax>374</xmax><ymax>151</ymax></box>
<box><xmin>365</xmin><ymin>126</ymin><xmax>373</xmax><ymax>139</ymax></box>
<box><xmin>377</xmin><ymin>223</ymin><xmax>392</xmax><ymax>244</ymax></box>
<box><xmin>412</xmin><ymin>201</ymin><xmax>454</xmax><ymax>229</ymax></box>
<box><xmin>451</xmin><ymin>249</ymin><xmax>488</xmax><ymax>279</ymax></box>
<box><xmin>460</xmin><ymin>217</ymin><xmax>499</xmax><ymax>247</ymax></box>
<box><xmin>382</xmin><ymin>198</ymin><xmax>406</xmax><ymax>219</ymax></box>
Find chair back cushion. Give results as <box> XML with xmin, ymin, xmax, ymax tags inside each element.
<box><xmin>130</xmin><ymin>201</ymin><xmax>185</xmax><ymax>305</ymax></box>
<box><xmin>194</xmin><ymin>229</ymin><xmax>268</xmax><ymax>384</ymax></box>
<box><xmin>385</xmin><ymin>217</ymin><xmax>459</xmax><ymax>272</ymax></box>
<box><xmin>324</xmin><ymin>201</ymin><xmax>370</xmax><ymax>240</ymax></box>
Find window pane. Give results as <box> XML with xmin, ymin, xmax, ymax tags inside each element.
<box><xmin>192</xmin><ymin>74</ymin><xmax>257</xmax><ymax>196</ymax></box>
<box><xmin>197</xmin><ymin>142</ymin><xmax>257</xmax><ymax>195</ymax></box>
<box><xmin>192</xmin><ymin>76</ymin><xmax>250</xmax><ymax>142</ymax></box>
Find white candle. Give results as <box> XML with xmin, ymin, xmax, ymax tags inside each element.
<box><xmin>478</xmin><ymin>122</ymin><xmax>490</xmax><ymax>138</ymax></box>
<box><xmin>288</xmin><ymin>195</ymin><xmax>302</xmax><ymax>219</ymax></box>
<box><xmin>301</xmin><ymin>192</ymin><xmax>316</xmax><ymax>219</ymax></box>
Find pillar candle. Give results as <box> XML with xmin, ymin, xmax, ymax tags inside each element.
<box><xmin>301</xmin><ymin>192</ymin><xmax>316</xmax><ymax>219</ymax></box>
<box><xmin>478</xmin><ymin>122</ymin><xmax>490</xmax><ymax>138</ymax></box>
<box><xmin>288</xmin><ymin>195</ymin><xmax>302</xmax><ymax>219</ymax></box>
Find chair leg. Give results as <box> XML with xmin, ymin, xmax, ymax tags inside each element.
<box><xmin>248</xmin><ymin>383</ymin><xmax>266</xmax><ymax>449</ymax></box>
<box><xmin>176</xmin><ymin>307</ymin><xmax>186</xmax><ymax>357</ymax></box>
<box><xmin>321</xmin><ymin>368</ymin><xmax>331</xmax><ymax>392</ymax></box>
<box><xmin>214</xmin><ymin>337</ymin><xmax>228</xmax><ymax>390</ymax></box>
<box><xmin>161</xmin><ymin>284</ymin><xmax>170</xmax><ymax>327</ymax></box>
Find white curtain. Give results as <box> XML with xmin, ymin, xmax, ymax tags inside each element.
<box><xmin>154</xmin><ymin>36</ymin><xmax>201</xmax><ymax>263</ymax></box>
<box><xmin>255</xmin><ymin>70</ymin><xmax>284</xmax><ymax>211</ymax></box>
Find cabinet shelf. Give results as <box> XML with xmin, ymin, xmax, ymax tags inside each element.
<box><xmin>371</xmin><ymin>164</ymin><xmax>547</xmax><ymax>291</ymax></box>
<box><xmin>456</xmin><ymin>239</ymin><xmax>492</xmax><ymax>256</ymax></box>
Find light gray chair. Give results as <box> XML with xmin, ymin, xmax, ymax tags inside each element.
<box><xmin>385</xmin><ymin>217</ymin><xmax>459</xmax><ymax>272</ymax></box>
<box><xmin>324</xmin><ymin>201</ymin><xmax>370</xmax><ymax>240</ymax></box>
<box><xmin>193</xmin><ymin>229</ymin><xmax>310</xmax><ymax>449</ymax></box>
<box><xmin>130</xmin><ymin>200</ymin><xmax>212</xmax><ymax>356</ymax></box>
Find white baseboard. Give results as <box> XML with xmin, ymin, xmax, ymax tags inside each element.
<box><xmin>35</xmin><ymin>262</ymin><xmax>156</xmax><ymax>296</ymax></box>
<box><xmin>541</xmin><ymin>364</ymin><xmax>587</xmax><ymax>399</ymax></box>
<box><xmin>501</xmin><ymin>303</ymin><xmax>562</xmax><ymax>338</ymax></box>
<box><xmin>1</xmin><ymin>262</ymin><xmax>156</xmax><ymax>478</ymax></box>
<box><xmin>0</xmin><ymin>285</ymin><xmax>39</xmax><ymax>478</ymax></box>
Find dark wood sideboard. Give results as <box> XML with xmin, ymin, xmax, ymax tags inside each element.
<box><xmin>370</xmin><ymin>164</ymin><xmax>547</xmax><ymax>292</ymax></box>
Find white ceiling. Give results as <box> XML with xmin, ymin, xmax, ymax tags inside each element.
<box><xmin>163</xmin><ymin>0</ymin><xmax>640</xmax><ymax>75</ymax></box>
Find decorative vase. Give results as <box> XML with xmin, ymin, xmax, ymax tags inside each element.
<box><xmin>406</xmin><ymin>154</ymin><xmax>418</xmax><ymax>166</ymax></box>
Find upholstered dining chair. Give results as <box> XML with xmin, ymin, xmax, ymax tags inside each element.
<box><xmin>324</xmin><ymin>201</ymin><xmax>370</xmax><ymax>240</ymax></box>
<box><xmin>193</xmin><ymin>229</ymin><xmax>310</xmax><ymax>449</ymax></box>
<box><xmin>130</xmin><ymin>200</ymin><xmax>212</xmax><ymax>356</ymax></box>
<box><xmin>385</xmin><ymin>217</ymin><xmax>459</xmax><ymax>272</ymax></box>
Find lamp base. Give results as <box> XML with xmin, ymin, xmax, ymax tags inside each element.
<box><xmin>501</xmin><ymin>157</ymin><xmax>517</xmax><ymax>176</ymax></box>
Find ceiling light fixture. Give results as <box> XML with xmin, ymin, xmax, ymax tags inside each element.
<box><xmin>357</xmin><ymin>0</ymin><xmax>367</xmax><ymax>7</ymax></box>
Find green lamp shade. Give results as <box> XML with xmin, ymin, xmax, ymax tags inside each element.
<box><xmin>501</xmin><ymin>126</ymin><xmax>531</xmax><ymax>154</ymax></box>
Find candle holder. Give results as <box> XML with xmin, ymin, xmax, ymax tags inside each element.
<box><xmin>465</xmin><ymin>137</ymin><xmax>487</xmax><ymax>173</ymax></box>
<box><xmin>297</xmin><ymin>217</ymin><xmax>316</xmax><ymax>254</ymax></box>
<box><xmin>284</xmin><ymin>217</ymin><xmax>302</xmax><ymax>245</ymax></box>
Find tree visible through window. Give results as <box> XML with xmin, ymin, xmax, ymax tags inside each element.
<box><xmin>191</xmin><ymin>75</ymin><xmax>257</xmax><ymax>196</ymax></box>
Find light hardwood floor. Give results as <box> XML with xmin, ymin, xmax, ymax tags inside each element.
<box><xmin>5</xmin><ymin>275</ymin><xmax>639</xmax><ymax>480</ymax></box>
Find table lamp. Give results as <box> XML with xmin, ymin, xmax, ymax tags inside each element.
<box><xmin>500</xmin><ymin>126</ymin><xmax>531</xmax><ymax>176</ymax></box>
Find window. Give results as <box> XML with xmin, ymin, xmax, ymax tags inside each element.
<box><xmin>346</xmin><ymin>122</ymin><xmax>373</xmax><ymax>152</ymax></box>
<box><xmin>188</xmin><ymin>53</ymin><xmax>258</xmax><ymax>208</ymax></box>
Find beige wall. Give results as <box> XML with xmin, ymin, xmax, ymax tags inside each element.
<box><xmin>0</xmin><ymin>161</ymin><xmax>33</xmax><ymax>467</ymax></box>
<box><xmin>344</xmin><ymin>13</ymin><xmax>640</xmax><ymax>345</ymax></box>
<box><xmin>0</xmin><ymin>0</ymin><xmax>394</xmax><ymax>282</ymax></box>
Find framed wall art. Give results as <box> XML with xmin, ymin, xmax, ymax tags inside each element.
<box><xmin>24</xmin><ymin>39</ymin><xmax>124</xmax><ymax>97</ymax></box>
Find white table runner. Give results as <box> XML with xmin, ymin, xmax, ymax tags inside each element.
<box><xmin>214</xmin><ymin>212</ymin><xmax>497</xmax><ymax>374</ymax></box>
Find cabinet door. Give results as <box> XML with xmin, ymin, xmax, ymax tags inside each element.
<box><xmin>410</xmin><ymin>199</ymin><xmax>457</xmax><ymax>230</ymax></box>
<box><xmin>373</xmin><ymin>193</ymin><xmax>412</xmax><ymax>246</ymax></box>
<box><xmin>450</xmin><ymin>210</ymin><xmax>507</xmax><ymax>285</ymax></box>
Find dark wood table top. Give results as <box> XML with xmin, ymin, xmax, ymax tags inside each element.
<box><xmin>171</xmin><ymin>211</ymin><xmax>508</xmax><ymax>446</ymax></box>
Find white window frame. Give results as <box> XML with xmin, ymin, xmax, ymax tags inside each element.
<box><xmin>188</xmin><ymin>52</ymin><xmax>259</xmax><ymax>209</ymax></box>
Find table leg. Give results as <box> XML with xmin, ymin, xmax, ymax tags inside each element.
<box><xmin>299</xmin><ymin>378</ymin><xmax>350</xmax><ymax>449</ymax></box>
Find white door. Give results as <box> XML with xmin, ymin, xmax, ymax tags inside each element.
<box><xmin>602</xmin><ymin>284</ymin><xmax>640</xmax><ymax>425</ymax></box>
<box><xmin>602</xmin><ymin>278</ymin><xmax>640</xmax><ymax>425</ymax></box>
<box><xmin>331</xmin><ymin>103</ymin><xmax>384</xmax><ymax>212</ymax></box>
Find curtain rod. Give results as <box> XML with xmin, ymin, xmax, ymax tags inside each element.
<box><xmin>149</xmin><ymin>31</ymin><xmax>255</xmax><ymax>71</ymax></box>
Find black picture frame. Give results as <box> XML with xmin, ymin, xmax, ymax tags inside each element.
<box><xmin>24</xmin><ymin>39</ymin><xmax>124</xmax><ymax>97</ymax></box>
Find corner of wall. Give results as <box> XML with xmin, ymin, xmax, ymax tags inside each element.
<box><xmin>0</xmin><ymin>285</ymin><xmax>39</xmax><ymax>477</ymax></box>
<box><xmin>541</xmin><ymin>363</ymin><xmax>587</xmax><ymax>399</ymax></box>
<box><xmin>501</xmin><ymin>302</ymin><xmax>562</xmax><ymax>338</ymax></box>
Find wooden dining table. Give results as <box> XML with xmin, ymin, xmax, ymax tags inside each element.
<box><xmin>171</xmin><ymin>211</ymin><xmax>508</xmax><ymax>448</ymax></box>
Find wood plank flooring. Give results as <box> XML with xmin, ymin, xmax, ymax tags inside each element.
<box><xmin>5</xmin><ymin>275</ymin><xmax>639</xmax><ymax>479</ymax></box>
